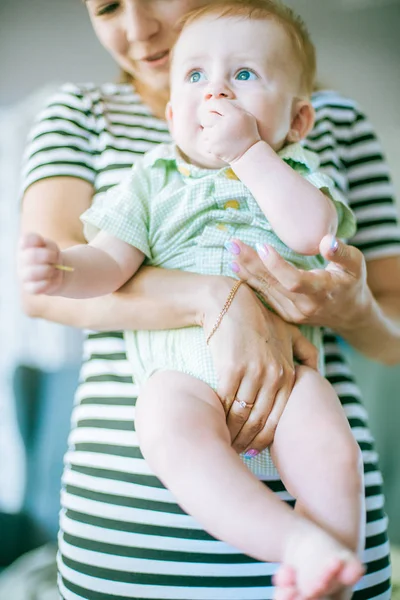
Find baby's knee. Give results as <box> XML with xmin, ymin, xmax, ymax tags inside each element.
<box><xmin>335</xmin><ymin>436</ymin><xmax>363</xmax><ymax>493</ymax></box>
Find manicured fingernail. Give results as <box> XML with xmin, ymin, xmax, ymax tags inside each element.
<box><xmin>330</xmin><ymin>236</ymin><xmax>339</xmax><ymax>253</ymax></box>
<box><xmin>256</xmin><ymin>243</ymin><xmax>269</xmax><ymax>259</ymax></box>
<box><xmin>244</xmin><ymin>449</ymin><xmax>259</xmax><ymax>458</ymax></box>
<box><xmin>229</xmin><ymin>262</ymin><xmax>240</xmax><ymax>273</ymax></box>
<box><xmin>224</xmin><ymin>241</ymin><xmax>241</xmax><ymax>255</ymax></box>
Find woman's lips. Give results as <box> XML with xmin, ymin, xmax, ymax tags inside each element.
<box><xmin>141</xmin><ymin>50</ymin><xmax>169</xmax><ymax>68</ymax></box>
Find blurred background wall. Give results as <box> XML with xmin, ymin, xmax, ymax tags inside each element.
<box><xmin>0</xmin><ymin>0</ymin><xmax>399</xmax><ymax>543</ymax></box>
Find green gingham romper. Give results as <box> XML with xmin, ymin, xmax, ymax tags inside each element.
<box><xmin>81</xmin><ymin>141</ymin><xmax>356</xmax><ymax>477</ymax></box>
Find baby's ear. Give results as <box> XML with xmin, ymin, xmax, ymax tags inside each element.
<box><xmin>165</xmin><ymin>102</ymin><xmax>174</xmax><ymax>134</ymax></box>
<box><xmin>287</xmin><ymin>100</ymin><xmax>315</xmax><ymax>143</ymax></box>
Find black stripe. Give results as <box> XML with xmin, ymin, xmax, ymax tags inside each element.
<box><xmin>41</xmin><ymin>114</ymin><xmax>97</xmax><ymax>136</ymax></box>
<box><xmin>76</xmin><ymin>419</ymin><xmax>134</xmax><ymax>431</ymax></box>
<box><xmin>80</xmin><ymin>397</ymin><xmax>135</xmax><ymax>407</ymax></box>
<box><xmin>64</xmin><ymin>509</ymin><xmax>216</xmax><ymax>541</ymax></box>
<box><xmin>342</xmin><ymin>154</ymin><xmax>384</xmax><ymax>168</ymax></box>
<box><xmin>85</xmin><ymin>375</ymin><xmax>133</xmax><ymax>384</ymax></box>
<box><xmin>349</xmin><ymin>175</ymin><xmax>389</xmax><ymax>189</ymax></box>
<box><xmin>28</xmin><ymin>160</ymin><xmax>94</xmax><ymax>176</ymax></box>
<box><xmin>65</xmin><ymin>484</ymin><xmax>186</xmax><ymax>515</ymax></box>
<box><xmin>355</xmin><ymin>217</ymin><xmax>398</xmax><ymax>230</ymax></box>
<box><xmin>85</xmin><ymin>353</ymin><xmax>127</xmax><ymax>361</ymax></box>
<box><xmin>70</xmin><ymin>464</ymin><xmax>167</xmax><ymax>488</ymax></box>
<box><xmin>30</xmin><ymin>129</ymin><xmax>90</xmax><ymax>143</ymax></box>
<box><xmin>367</xmin><ymin>508</ymin><xmax>387</xmax><ymax>524</ymax></box>
<box><xmin>62</xmin><ymin>555</ymin><xmax>272</xmax><ymax>587</ymax></box>
<box><xmin>48</xmin><ymin>100</ymin><xmax>92</xmax><ymax>118</ymax></box>
<box><xmin>350</xmin><ymin>197</ymin><xmax>395</xmax><ymax>210</ymax></box>
<box><xmin>87</xmin><ymin>331</ymin><xmax>124</xmax><ymax>340</ymax></box>
<box><xmin>353</xmin><ymin>578</ymin><xmax>391</xmax><ymax>600</ymax></box>
<box><xmin>63</xmin><ymin>531</ymin><xmax>256</xmax><ymax>563</ymax></box>
<box><xmin>365</xmin><ymin>530</ymin><xmax>389</xmax><ymax>550</ymax></box>
<box><xmin>73</xmin><ymin>443</ymin><xmax>140</xmax><ymax>457</ymax></box>
<box><xmin>356</xmin><ymin>238</ymin><xmax>400</xmax><ymax>252</ymax></box>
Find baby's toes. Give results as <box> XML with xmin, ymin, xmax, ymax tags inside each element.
<box><xmin>339</xmin><ymin>559</ymin><xmax>365</xmax><ymax>587</ymax></box>
<box><xmin>306</xmin><ymin>557</ymin><xmax>344</xmax><ymax>597</ymax></box>
<box><xmin>274</xmin><ymin>586</ymin><xmax>300</xmax><ymax>600</ymax></box>
<box><xmin>273</xmin><ymin>565</ymin><xmax>297</xmax><ymax>588</ymax></box>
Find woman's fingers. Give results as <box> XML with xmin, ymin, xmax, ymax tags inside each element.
<box><xmin>226</xmin><ymin>369</ymin><xmax>264</xmax><ymax>443</ymax></box>
<box><xmin>216</xmin><ymin>369</ymin><xmax>241</xmax><ymax>417</ymax></box>
<box><xmin>290</xmin><ymin>326</ymin><xmax>319</xmax><ymax>370</ymax></box>
<box><xmin>236</xmin><ymin>362</ymin><xmax>295</xmax><ymax>453</ymax></box>
<box><xmin>231</xmin><ymin>357</ymin><xmax>291</xmax><ymax>453</ymax></box>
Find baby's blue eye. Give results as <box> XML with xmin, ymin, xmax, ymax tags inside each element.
<box><xmin>188</xmin><ymin>71</ymin><xmax>206</xmax><ymax>83</ymax></box>
<box><xmin>235</xmin><ymin>69</ymin><xmax>257</xmax><ymax>81</ymax></box>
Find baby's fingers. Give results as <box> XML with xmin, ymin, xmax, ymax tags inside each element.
<box><xmin>21</xmin><ymin>244</ymin><xmax>58</xmax><ymax>266</ymax></box>
<box><xmin>21</xmin><ymin>263</ymin><xmax>57</xmax><ymax>283</ymax></box>
<box><xmin>19</xmin><ymin>232</ymin><xmax>48</xmax><ymax>250</ymax></box>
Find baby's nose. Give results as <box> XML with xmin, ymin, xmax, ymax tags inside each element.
<box><xmin>204</xmin><ymin>82</ymin><xmax>233</xmax><ymax>101</ymax></box>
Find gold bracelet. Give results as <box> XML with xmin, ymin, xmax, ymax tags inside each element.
<box><xmin>206</xmin><ymin>280</ymin><xmax>243</xmax><ymax>345</ymax></box>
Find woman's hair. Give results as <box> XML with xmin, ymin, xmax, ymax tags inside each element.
<box><xmin>176</xmin><ymin>0</ymin><xmax>316</xmax><ymax>96</ymax></box>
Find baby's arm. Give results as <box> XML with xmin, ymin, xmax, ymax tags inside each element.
<box><xmin>232</xmin><ymin>142</ymin><xmax>338</xmax><ymax>256</ymax></box>
<box><xmin>19</xmin><ymin>230</ymin><xmax>144</xmax><ymax>298</ymax></box>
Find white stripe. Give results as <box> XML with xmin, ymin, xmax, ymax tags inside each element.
<box><xmin>363</xmin><ymin>245</ymin><xmax>400</xmax><ymax>261</ymax></box>
<box><xmin>340</xmin><ymin>403</ymin><xmax>369</xmax><ymax>421</ymax></box>
<box><xmin>364</xmin><ymin>470</ymin><xmax>384</xmax><ymax>487</ymax></box>
<box><xmin>75</xmin><ymin>381</ymin><xmax>139</xmax><ymax>399</ymax></box>
<box><xmin>60</xmin><ymin>536</ymin><xmax>275</xmax><ymax>578</ymax></box>
<box><xmin>83</xmin><ymin>336</ymin><xmax>126</xmax><ymax>354</ymax></box>
<box><xmin>329</xmin><ymin>382</ymin><xmax>362</xmax><ymax>399</ymax></box>
<box><xmin>324</xmin><ymin>362</ymin><xmax>353</xmax><ymax>377</ymax></box>
<box><xmin>24</xmin><ymin>164</ymin><xmax>93</xmax><ymax>188</ymax></box>
<box><xmin>69</xmin><ymin>427</ymin><xmax>138</xmax><ymax>447</ymax></box>
<box><xmin>363</xmin><ymin>540</ymin><xmax>391</xmax><ymax>564</ymax></box>
<box><xmin>365</xmin><ymin>494</ymin><xmax>385</xmax><ymax>511</ymax></box>
<box><xmin>352</xmin><ymin>205</ymin><xmax>400</xmax><ymax>222</ymax></box>
<box><xmin>58</xmin><ymin>560</ymin><xmax>275</xmax><ymax>600</ymax></box>
<box><xmin>347</xmin><ymin>162</ymin><xmax>391</xmax><ymax>182</ymax></box>
<box><xmin>351</xmin><ymin>428</ymin><xmax>374</xmax><ymax>444</ymax></box>
<box><xmin>72</xmin><ymin>404</ymin><xmax>137</xmax><ymax>422</ymax></box>
<box><xmin>362</xmin><ymin>450</ymin><xmax>380</xmax><ymax>465</ymax></box>
<box><xmin>61</xmin><ymin>490</ymin><xmax>205</xmax><ymax>529</ymax></box>
<box><xmin>80</xmin><ymin>358</ymin><xmax>133</xmax><ymax>379</ymax></box>
<box><xmin>65</xmin><ymin>451</ymin><xmax>153</xmax><ymax>475</ymax></box>
<box><xmin>366</xmin><ymin>518</ymin><xmax>388</xmax><ymax>537</ymax></box>
<box><xmin>352</xmin><ymin>225</ymin><xmax>400</xmax><ymax>243</ymax></box>
<box><xmin>354</xmin><ymin>565</ymin><xmax>391</xmax><ymax>591</ymax></box>
<box><xmin>60</xmin><ymin>511</ymin><xmax>240</xmax><ymax>554</ymax></box>
<box><xmin>63</xmin><ymin>469</ymin><xmax>176</xmax><ymax>503</ymax></box>
<box><xmin>348</xmin><ymin>182</ymin><xmax>395</xmax><ymax>201</ymax></box>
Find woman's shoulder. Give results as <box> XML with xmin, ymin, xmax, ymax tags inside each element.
<box><xmin>311</xmin><ymin>90</ymin><xmax>363</xmax><ymax>122</ymax></box>
<box><xmin>47</xmin><ymin>81</ymin><xmax>142</xmax><ymax>111</ymax></box>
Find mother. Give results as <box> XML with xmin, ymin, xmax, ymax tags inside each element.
<box><xmin>20</xmin><ymin>1</ymin><xmax>400</xmax><ymax>599</ymax></box>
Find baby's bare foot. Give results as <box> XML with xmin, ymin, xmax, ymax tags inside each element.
<box><xmin>280</xmin><ymin>522</ymin><xmax>364</xmax><ymax>598</ymax></box>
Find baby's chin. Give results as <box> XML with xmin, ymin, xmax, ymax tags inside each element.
<box><xmin>187</xmin><ymin>151</ymin><xmax>227</xmax><ymax>170</ymax></box>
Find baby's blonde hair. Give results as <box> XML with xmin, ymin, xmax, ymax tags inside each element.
<box><xmin>176</xmin><ymin>0</ymin><xmax>316</xmax><ymax>97</ymax></box>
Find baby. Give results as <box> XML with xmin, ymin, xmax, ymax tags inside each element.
<box><xmin>19</xmin><ymin>1</ymin><xmax>365</xmax><ymax>597</ymax></box>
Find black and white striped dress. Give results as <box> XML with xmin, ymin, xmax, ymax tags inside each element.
<box><xmin>23</xmin><ymin>83</ymin><xmax>400</xmax><ymax>600</ymax></box>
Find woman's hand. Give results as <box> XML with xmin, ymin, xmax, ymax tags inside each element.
<box><xmin>202</xmin><ymin>279</ymin><xmax>318</xmax><ymax>454</ymax></box>
<box><xmin>227</xmin><ymin>235</ymin><xmax>371</xmax><ymax>335</ymax></box>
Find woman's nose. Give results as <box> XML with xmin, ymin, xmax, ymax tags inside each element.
<box><xmin>125</xmin><ymin>1</ymin><xmax>160</xmax><ymax>42</ymax></box>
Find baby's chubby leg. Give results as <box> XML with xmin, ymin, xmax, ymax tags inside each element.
<box><xmin>135</xmin><ymin>370</ymin><xmax>338</xmax><ymax>564</ymax></box>
<box><xmin>271</xmin><ymin>366</ymin><xmax>364</xmax><ymax>598</ymax></box>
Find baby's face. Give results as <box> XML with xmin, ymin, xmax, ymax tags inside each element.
<box><xmin>169</xmin><ymin>15</ymin><xmax>304</xmax><ymax>167</ymax></box>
